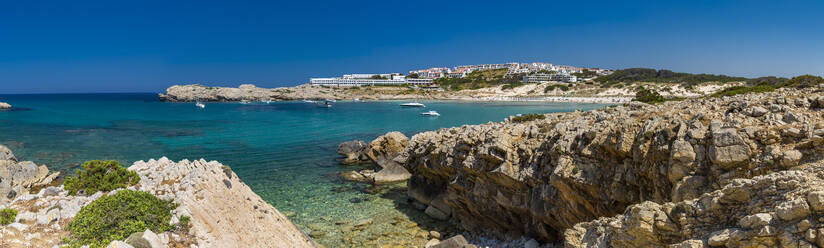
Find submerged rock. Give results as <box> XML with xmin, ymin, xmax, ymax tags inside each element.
<box><xmin>337</xmin><ymin>140</ymin><xmax>369</xmax><ymax>164</ymax></box>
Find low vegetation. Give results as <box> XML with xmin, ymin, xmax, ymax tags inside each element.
<box><xmin>711</xmin><ymin>75</ymin><xmax>824</xmax><ymax>97</ymax></box>
<box><xmin>633</xmin><ymin>86</ymin><xmax>666</xmax><ymax>103</ymax></box>
<box><xmin>544</xmin><ymin>84</ymin><xmax>570</xmax><ymax>93</ymax></box>
<box><xmin>572</xmin><ymin>69</ymin><xmax>597</xmax><ymax>78</ymax></box>
<box><xmin>64</xmin><ymin>160</ymin><xmax>141</xmax><ymax>196</ymax></box>
<box><xmin>511</xmin><ymin>113</ymin><xmax>546</xmax><ymax>123</ymax></box>
<box><xmin>597</xmin><ymin>68</ymin><xmax>748</xmax><ymax>86</ymax></box>
<box><xmin>0</xmin><ymin>208</ymin><xmax>17</xmax><ymax>225</ymax></box>
<box><xmin>435</xmin><ymin>68</ymin><xmax>522</xmax><ymax>90</ymax></box>
<box><xmin>67</xmin><ymin>190</ymin><xmax>177</xmax><ymax>248</ymax></box>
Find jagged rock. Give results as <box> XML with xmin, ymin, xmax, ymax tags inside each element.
<box><xmin>367</xmin><ymin>132</ymin><xmax>409</xmax><ymax>168</ymax></box>
<box><xmin>748</xmin><ymin>106</ymin><xmax>768</xmax><ymax>117</ymax></box>
<box><xmin>807</xmin><ymin>191</ymin><xmax>824</xmax><ymax>212</ymax></box>
<box><xmin>0</xmin><ymin>145</ymin><xmax>15</xmax><ymax>161</ymax></box>
<box><xmin>0</xmin><ymin>146</ymin><xmax>59</xmax><ymax>205</ymax></box>
<box><xmin>776</xmin><ymin>198</ymin><xmax>811</xmax><ymax>221</ymax></box>
<box><xmin>780</xmin><ymin>149</ymin><xmax>803</xmax><ymax>168</ymax></box>
<box><xmin>396</xmin><ymin>89</ymin><xmax>824</xmax><ymax>243</ymax></box>
<box><xmin>739</xmin><ymin>213</ymin><xmax>773</xmax><ymax>228</ymax></box>
<box><xmin>337</xmin><ymin>140</ymin><xmax>369</xmax><ymax>164</ymax></box>
<box><xmin>708</xmin><ymin>128</ymin><xmax>752</xmax><ymax>168</ymax></box>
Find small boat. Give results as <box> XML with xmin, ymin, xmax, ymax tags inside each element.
<box><xmin>303</xmin><ymin>99</ymin><xmax>317</xmax><ymax>103</ymax></box>
<box><xmin>325</xmin><ymin>98</ymin><xmax>337</xmax><ymax>103</ymax></box>
<box><xmin>353</xmin><ymin>98</ymin><xmax>361</xmax><ymax>102</ymax></box>
<box><xmin>195</xmin><ymin>102</ymin><xmax>205</xmax><ymax>109</ymax></box>
<box><xmin>317</xmin><ymin>100</ymin><xmax>333</xmax><ymax>108</ymax></box>
<box><xmin>420</xmin><ymin>110</ymin><xmax>440</xmax><ymax>116</ymax></box>
<box><xmin>240</xmin><ymin>100</ymin><xmax>251</xmax><ymax>104</ymax></box>
<box><xmin>400</xmin><ymin>102</ymin><xmax>425</xmax><ymax>107</ymax></box>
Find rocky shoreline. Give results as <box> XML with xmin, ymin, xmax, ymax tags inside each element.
<box><xmin>157</xmin><ymin>82</ymin><xmax>733</xmax><ymax>103</ymax></box>
<box><xmin>0</xmin><ymin>146</ymin><xmax>315</xmax><ymax>248</ymax></box>
<box><xmin>349</xmin><ymin>87</ymin><xmax>824</xmax><ymax>247</ymax></box>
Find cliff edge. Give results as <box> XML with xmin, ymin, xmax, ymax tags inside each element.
<box><xmin>391</xmin><ymin>87</ymin><xmax>824</xmax><ymax>246</ymax></box>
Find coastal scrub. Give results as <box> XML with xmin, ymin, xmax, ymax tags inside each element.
<box><xmin>0</xmin><ymin>208</ymin><xmax>17</xmax><ymax>225</ymax></box>
<box><xmin>511</xmin><ymin>113</ymin><xmax>546</xmax><ymax>123</ymax></box>
<box><xmin>64</xmin><ymin>160</ymin><xmax>140</xmax><ymax>196</ymax></box>
<box><xmin>67</xmin><ymin>190</ymin><xmax>176</xmax><ymax>248</ymax></box>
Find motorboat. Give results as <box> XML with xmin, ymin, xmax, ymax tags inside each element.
<box><xmin>303</xmin><ymin>99</ymin><xmax>317</xmax><ymax>103</ymax></box>
<box><xmin>325</xmin><ymin>98</ymin><xmax>337</xmax><ymax>103</ymax></box>
<box><xmin>195</xmin><ymin>102</ymin><xmax>205</xmax><ymax>109</ymax></box>
<box><xmin>420</xmin><ymin>110</ymin><xmax>440</xmax><ymax>116</ymax></box>
<box><xmin>317</xmin><ymin>100</ymin><xmax>333</xmax><ymax>108</ymax></box>
<box><xmin>400</xmin><ymin>102</ymin><xmax>425</xmax><ymax>107</ymax></box>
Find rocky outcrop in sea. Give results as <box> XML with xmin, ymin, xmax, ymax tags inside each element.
<box><xmin>337</xmin><ymin>131</ymin><xmax>412</xmax><ymax>184</ymax></box>
<box><xmin>0</xmin><ymin>147</ymin><xmax>314</xmax><ymax>248</ymax></box>
<box><xmin>380</xmin><ymin>87</ymin><xmax>824</xmax><ymax>246</ymax></box>
<box><xmin>0</xmin><ymin>102</ymin><xmax>11</xmax><ymax>109</ymax></box>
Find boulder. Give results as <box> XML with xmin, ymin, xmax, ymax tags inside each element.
<box><xmin>125</xmin><ymin>229</ymin><xmax>165</xmax><ymax>248</ymax></box>
<box><xmin>430</xmin><ymin>235</ymin><xmax>475</xmax><ymax>248</ymax></box>
<box><xmin>777</xmin><ymin>198</ymin><xmax>811</xmax><ymax>221</ymax></box>
<box><xmin>708</xmin><ymin>128</ymin><xmax>752</xmax><ymax>169</ymax></box>
<box><xmin>0</xmin><ymin>147</ymin><xmax>59</xmax><ymax>205</ymax></box>
<box><xmin>337</xmin><ymin>140</ymin><xmax>369</xmax><ymax>164</ymax></box>
<box><xmin>780</xmin><ymin>149</ymin><xmax>803</xmax><ymax>168</ymax></box>
<box><xmin>367</xmin><ymin>132</ymin><xmax>409</xmax><ymax>168</ymax></box>
<box><xmin>425</xmin><ymin>205</ymin><xmax>449</xmax><ymax>220</ymax></box>
<box><xmin>373</xmin><ymin>162</ymin><xmax>411</xmax><ymax>184</ymax></box>
<box><xmin>0</xmin><ymin>145</ymin><xmax>15</xmax><ymax>161</ymax></box>
<box><xmin>0</xmin><ymin>102</ymin><xmax>10</xmax><ymax>109</ymax></box>
<box><xmin>107</xmin><ymin>240</ymin><xmax>136</xmax><ymax>248</ymax></box>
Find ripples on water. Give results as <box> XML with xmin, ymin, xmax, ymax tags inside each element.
<box><xmin>0</xmin><ymin>93</ymin><xmax>606</xmax><ymax>247</ymax></box>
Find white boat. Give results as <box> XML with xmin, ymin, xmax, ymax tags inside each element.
<box><xmin>240</xmin><ymin>100</ymin><xmax>251</xmax><ymax>104</ymax></box>
<box><xmin>325</xmin><ymin>98</ymin><xmax>337</xmax><ymax>103</ymax></box>
<box><xmin>354</xmin><ymin>98</ymin><xmax>361</xmax><ymax>102</ymax></box>
<box><xmin>400</xmin><ymin>102</ymin><xmax>425</xmax><ymax>107</ymax></box>
<box><xmin>303</xmin><ymin>99</ymin><xmax>317</xmax><ymax>103</ymax></box>
<box><xmin>195</xmin><ymin>102</ymin><xmax>205</xmax><ymax>109</ymax></box>
<box><xmin>420</xmin><ymin>110</ymin><xmax>440</xmax><ymax>116</ymax></box>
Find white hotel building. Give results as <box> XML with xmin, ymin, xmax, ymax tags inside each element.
<box><xmin>310</xmin><ymin>74</ymin><xmax>434</xmax><ymax>87</ymax></box>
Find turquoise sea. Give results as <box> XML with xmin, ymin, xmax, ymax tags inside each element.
<box><xmin>0</xmin><ymin>93</ymin><xmax>606</xmax><ymax>246</ymax></box>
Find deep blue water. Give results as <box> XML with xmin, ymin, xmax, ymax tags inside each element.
<box><xmin>0</xmin><ymin>93</ymin><xmax>605</xmax><ymax>245</ymax></box>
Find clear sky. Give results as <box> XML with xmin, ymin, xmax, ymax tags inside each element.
<box><xmin>1</xmin><ymin>0</ymin><xmax>822</xmax><ymax>93</ymax></box>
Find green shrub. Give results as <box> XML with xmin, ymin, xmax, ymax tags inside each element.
<box><xmin>511</xmin><ymin>113</ymin><xmax>546</xmax><ymax>123</ymax></box>
<box><xmin>710</xmin><ymin>84</ymin><xmax>777</xmax><ymax>97</ymax></box>
<box><xmin>64</xmin><ymin>160</ymin><xmax>140</xmax><ymax>196</ymax></box>
<box><xmin>0</xmin><ymin>208</ymin><xmax>17</xmax><ymax>225</ymax></box>
<box><xmin>67</xmin><ymin>190</ymin><xmax>176</xmax><ymax>248</ymax></box>
<box><xmin>633</xmin><ymin>86</ymin><xmax>665</xmax><ymax>103</ymax></box>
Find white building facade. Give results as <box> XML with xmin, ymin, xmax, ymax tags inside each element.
<box><xmin>310</xmin><ymin>74</ymin><xmax>434</xmax><ymax>87</ymax></box>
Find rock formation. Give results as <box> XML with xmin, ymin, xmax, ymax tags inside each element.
<box><xmin>390</xmin><ymin>87</ymin><xmax>824</xmax><ymax>245</ymax></box>
<box><xmin>337</xmin><ymin>140</ymin><xmax>369</xmax><ymax>164</ymax></box>
<box><xmin>0</xmin><ymin>102</ymin><xmax>10</xmax><ymax>109</ymax></box>
<box><xmin>338</xmin><ymin>132</ymin><xmax>412</xmax><ymax>184</ymax></box>
<box><xmin>0</xmin><ymin>151</ymin><xmax>315</xmax><ymax>248</ymax></box>
<box><xmin>0</xmin><ymin>145</ymin><xmax>59</xmax><ymax>205</ymax></box>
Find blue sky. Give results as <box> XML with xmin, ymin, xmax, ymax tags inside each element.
<box><xmin>0</xmin><ymin>0</ymin><xmax>822</xmax><ymax>93</ymax></box>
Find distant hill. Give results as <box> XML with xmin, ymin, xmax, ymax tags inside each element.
<box><xmin>596</xmin><ymin>68</ymin><xmax>750</xmax><ymax>85</ymax></box>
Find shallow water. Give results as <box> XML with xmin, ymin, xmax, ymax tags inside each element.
<box><xmin>0</xmin><ymin>93</ymin><xmax>606</xmax><ymax>247</ymax></box>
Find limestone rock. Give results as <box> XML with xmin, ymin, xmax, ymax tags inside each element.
<box><xmin>430</xmin><ymin>235</ymin><xmax>475</xmax><ymax>248</ymax></box>
<box><xmin>337</xmin><ymin>140</ymin><xmax>369</xmax><ymax>164</ymax></box>
<box><xmin>708</xmin><ymin>128</ymin><xmax>752</xmax><ymax>169</ymax></box>
<box><xmin>424</xmin><ymin>205</ymin><xmax>449</xmax><ymax>220</ymax></box>
<box><xmin>373</xmin><ymin>162</ymin><xmax>411</xmax><ymax>184</ymax></box>
<box><xmin>367</xmin><ymin>132</ymin><xmax>409</xmax><ymax>168</ymax></box>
